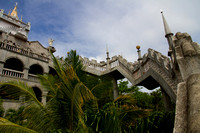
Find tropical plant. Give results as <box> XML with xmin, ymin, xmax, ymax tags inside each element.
<box><xmin>0</xmin><ymin>51</ymin><xmax>96</xmax><ymax>132</ymax></box>
<box><xmin>4</xmin><ymin>106</ymin><xmax>25</xmax><ymax>126</ymax></box>
<box><xmin>0</xmin><ymin>50</ymin><xmax>153</xmax><ymax>133</ymax></box>
<box><xmin>85</xmin><ymin>94</ymin><xmax>150</xmax><ymax>133</ymax></box>
<box><xmin>0</xmin><ymin>98</ymin><xmax>4</xmax><ymax>117</ymax></box>
<box><xmin>133</xmin><ymin>111</ymin><xmax>175</xmax><ymax>133</ymax></box>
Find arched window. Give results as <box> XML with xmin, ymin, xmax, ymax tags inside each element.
<box><xmin>4</xmin><ymin>58</ymin><xmax>23</xmax><ymax>71</ymax></box>
<box><xmin>32</xmin><ymin>87</ymin><xmax>42</xmax><ymax>102</ymax></box>
<box><xmin>49</xmin><ymin>66</ymin><xmax>57</xmax><ymax>76</ymax></box>
<box><xmin>29</xmin><ymin>64</ymin><xmax>43</xmax><ymax>75</ymax></box>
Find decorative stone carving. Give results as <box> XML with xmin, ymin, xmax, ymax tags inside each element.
<box><xmin>174</xmin><ymin>32</ymin><xmax>200</xmax><ymax>56</ymax></box>
<box><xmin>0</xmin><ymin>9</ymin><xmax>4</xmax><ymax>17</ymax></box>
<box><xmin>174</xmin><ymin>32</ymin><xmax>200</xmax><ymax>133</ymax></box>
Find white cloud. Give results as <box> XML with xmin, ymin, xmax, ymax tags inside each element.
<box><xmin>16</xmin><ymin>0</ymin><xmax>200</xmax><ymax>63</ymax></box>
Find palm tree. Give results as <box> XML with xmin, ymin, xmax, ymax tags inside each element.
<box><xmin>0</xmin><ymin>50</ymin><xmax>150</xmax><ymax>133</ymax></box>
<box><xmin>0</xmin><ymin>51</ymin><xmax>96</xmax><ymax>132</ymax></box>
<box><xmin>85</xmin><ymin>94</ymin><xmax>150</xmax><ymax>133</ymax></box>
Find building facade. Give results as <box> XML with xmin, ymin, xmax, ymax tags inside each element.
<box><xmin>0</xmin><ymin>4</ymin><xmax>56</xmax><ymax>110</ymax></box>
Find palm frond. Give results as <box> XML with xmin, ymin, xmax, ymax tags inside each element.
<box><xmin>0</xmin><ymin>117</ymin><xmax>37</xmax><ymax>133</ymax></box>
<box><xmin>0</xmin><ymin>81</ymin><xmax>43</xmax><ymax>108</ymax></box>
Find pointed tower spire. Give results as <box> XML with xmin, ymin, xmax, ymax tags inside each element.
<box><xmin>106</xmin><ymin>45</ymin><xmax>111</xmax><ymax>70</ymax></box>
<box><xmin>106</xmin><ymin>45</ymin><xmax>110</xmax><ymax>60</ymax></box>
<box><xmin>161</xmin><ymin>10</ymin><xmax>174</xmax><ymax>54</ymax></box>
<box><xmin>161</xmin><ymin>10</ymin><xmax>173</xmax><ymax>36</ymax></box>
<box><xmin>10</xmin><ymin>2</ymin><xmax>18</xmax><ymax>19</ymax></box>
<box><xmin>161</xmin><ymin>10</ymin><xmax>178</xmax><ymax>70</ymax></box>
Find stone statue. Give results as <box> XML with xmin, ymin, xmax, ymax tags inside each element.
<box><xmin>0</xmin><ymin>9</ymin><xmax>4</xmax><ymax>17</ymax></box>
<box><xmin>174</xmin><ymin>32</ymin><xmax>200</xmax><ymax>133</ymax></box>
<box><xmin>48</xmin><ymin>38</ymin><xmax>54</xmax><ymax>47</ymax></box>
<box><xmin>174</xmin><ymin>32</ymin><xmax>200</xmax><ymax>56</ymax></box>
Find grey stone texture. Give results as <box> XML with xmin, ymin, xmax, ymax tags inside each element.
<box><xmin>174</xmin><ymin>82</ymin><xmax>187</xmax><ymax>133</ymax></box>
<box><xmin>0</xmin><ymin>12</ymin><xmax>54</xmax><ymax>110</ymax></box>
<box><xmin>173</xmin><ymin>32</ymin><xmax>200</xmax><ymax>133</ymax></box>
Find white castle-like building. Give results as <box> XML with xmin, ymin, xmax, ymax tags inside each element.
<box><xmin>2</xmin><ymin>3</ymin><xmax>200</xmax><ymax>132</ymax></box>
<box><xmin>0</xmin><ymin>3</ymin><xmax>56</xmax><ymax>110</ymax></box>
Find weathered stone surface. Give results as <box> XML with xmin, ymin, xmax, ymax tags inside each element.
<box><xmin>187</xmin><ymin>74</ymin><xmax>200</xmax><ymax>133</ymax></box>
<box><xmin>173</xmin><ymin>82</ymin><xmax>187</xmax><ymax>133</ymax></box>
<box><xmin>174</xmin><ymin>32</ymin><xmax>200</xmax><ymax>133</ymax></box>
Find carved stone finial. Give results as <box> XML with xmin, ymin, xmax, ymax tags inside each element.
<box><xmin>136</xmin><ymin>45</ymin><xmax>140</xmax><ymax>50</ymax></box>
<box><xmin>137</xmin><ymin>45</ymin><xmax>142</xmax><ymax>62</ymax></box>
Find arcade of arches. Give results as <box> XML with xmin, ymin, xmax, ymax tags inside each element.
<box><xmin>1</xmin><ymin>58</ymin><xmax>54</xmax><ymax>102</ymax></box>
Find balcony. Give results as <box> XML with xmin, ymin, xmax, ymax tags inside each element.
<box><xmin>0</xmin><ymin>42</ymin><xmax>49</xmax><ymax>62</ymax></box>
<box><xmin>2</xmin><ymin>68</ymin><xmax>24</xmax><ymax>78</ymax></box>
<box><xmin>28</xmin><ymin>73</ymin><xmax>39</xmax><ymax>82</ymax></box>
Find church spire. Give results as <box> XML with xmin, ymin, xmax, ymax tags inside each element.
<box><xmin>161</xmin><ymin>10</ymin><xmax>173</xmax><ymax>36</ymax></box>
<box><xmin>10</xmin><ymin>2</ymin><xmax>18</xmax><ymax>19</ymax></box>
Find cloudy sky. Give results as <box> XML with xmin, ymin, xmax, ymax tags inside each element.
<box><xmin>1</xmin><ymin>0</ymin><xmax>200</xmax><ymax>62</ymax></box>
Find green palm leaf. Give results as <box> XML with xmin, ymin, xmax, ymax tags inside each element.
<box><xmin>0</xmin><ymin>81</ymin><xmax>43</xmax><ymax>108</ymax></box>
<box><xmin>0</xmin><ymin>117</ymin><xmax>37</xmax><ymax>133</ymax></box>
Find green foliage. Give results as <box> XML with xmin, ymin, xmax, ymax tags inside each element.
<box><xmin>118</xmin><ymin>80</ymin><xmax>174</xmax><ymax>132</ymax></box>
<box><xmin>0</xmin><ymin>50</ymin><xmax>174</xmax><ymax>133</ymax></box>
<box><xmin>118</xmin><ymin>80</ymin><xmax>164</xmax><ymax>111</ymax></box>
<box><xmin>4</xmin><ymin>106</ymin><xmax>26</xmax><ymax>126</ymax></box>
<box><xmin>118</xmin><ymin>80</ymin><xmax>139</xmax><ymax>93</ymax></box>
<box><xmin>0</xmin><ymin>117</ymin><xmax>37</xmax><ymax>133</ymax></box>
<box><xmin>132</xmin><ymin>89</ymin><xmax>164</xmax><ymax>111</ymax></box>
<box><xmin>0</xmin><ymin>98</ymin><xmax>4</xmax><ymax>117</ymax></box>
<box><xmin>0</xmin><ymin>50</ymin><xmax>96</xmax><ymax>132</ymax></box>
<box><xmin>133</xmin><ymin>111</ymin><xmax>175</xmax><ymax>133</ymax></box>
<box><xmin>86</xmin><ymin>95</ymin><xmax>150</xmax><ymax>133</ymax></box>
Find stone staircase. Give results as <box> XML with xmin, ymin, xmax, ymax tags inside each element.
<box><xmin>80</xmin><ymin>48</ymin><xmax>178</xmax><ymax>100</ymax></box>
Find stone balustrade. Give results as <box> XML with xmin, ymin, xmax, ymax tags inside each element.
<box><xmin>0</xmin><ymin>68</ymin><xmax>40</xmax><ymax>82</ymax></box>
<box><xmin>1</xmin><ymin>12</ymin><xmax>29</xmax><ymax>29</ymax></box>
<box><xmin>2</xmin><ymin>68</ymin><xmax>24</xmax><ymax>78</ymax></box>
<box><xmin>0</xmin><ymin>42</ymin><xmax>49</xmax><ymax>62</ymax></box>
<box><xmin>80</xmin><ymin>48</ymin><xmax>173</xmax><ymax>84</ymax></box>
<box><xmin>28</xmin><ymin>74</ymin><xmax>39</xmax><ymax>82</ymax></box>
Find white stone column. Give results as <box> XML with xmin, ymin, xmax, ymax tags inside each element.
<box><xmin>0</xmin><ymin>61</ymin><xmax>4</xmax><ymax>74</ymax></box>
<box><xmin>112</xmin><ymin>78</ymin><xmax>118</xmax><ymax>100</ymax></box>
<box><xmin>23</xmin><ymin>67</ymin><xmax>29</xmax><ymax>79</ymax></box>
<box><xmin>42</xmin><ymin>91</ymin><xmax>48</xmax><ymax>105</ymax></box>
